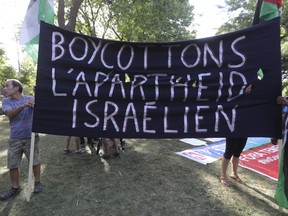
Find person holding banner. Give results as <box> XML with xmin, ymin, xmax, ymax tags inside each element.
<box><xmin>220</xmin><ymin>84</ymin><xmax>252</xmax><ymax>186</ymax></box>
<box><xmin>80</xmin><ymin>137</ymin><xmax>95</xmax><ymax>149</ymax></box>
<box><xmin>64</xmin><ymin>136</ymin><xmax>85</xmax><ymax>154</ymax></box>
<box><xmin>275</xmin><ymin>96</ymin><xmax>288</xmax><ymax>207</ymax></box>
<box><xmin>220</xmin><ymin>137</ymin><xmax>248</xmax><ymax>186</ymax></box>
<box><xmin>0</xmin><ymin>79</ymin><xmax>42</xmax><ymax>201</ymax></box>
<box><xmin>270</xmin><ymin>97</ymin><xmax>288</xmax><ymax>145</ymax></box>
<box><xmin>102</xmin><ymin>138</ymin><xmax>120</xmax><ymax>159</ymax></box>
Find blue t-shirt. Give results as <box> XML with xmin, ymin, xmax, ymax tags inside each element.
<box><xmin>2</xmin><ymin>95</ymin><xmax>34</xmax><ymax>139</ymax></box>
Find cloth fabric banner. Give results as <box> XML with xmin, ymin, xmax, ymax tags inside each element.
<box><xmin>239</xmin><ymin>143</ymin><xmax>279</xmax><ymax>180</ymax></box>
<box><xmin>176</xmin><ymin>137</ymin><xmax>271</xmax><ymax>165</ymax></box>
<box><xmin>33</xmin><ymin>19</ymin><xmax>282</xmax><ymax>138</ymax></box>
<box><xmin>20</xmin><ymin>0</ymin><xmax>54</xmax><ymax>62</ymax></box>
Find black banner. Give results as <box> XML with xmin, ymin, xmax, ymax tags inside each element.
<box><xmin>33</xmin><ymin>18</ymin><xmax>282</xmax><ymax>138</ymax></box>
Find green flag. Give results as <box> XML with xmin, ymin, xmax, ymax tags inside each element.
<box><xmin>257</xmin><ymin>0</ymin><xmax>288</xmax><ymax>209</ymax></box>
<box><xmin>19</xmin><ymin>0</ymin><xmax>54</xmax><ymax>63</ymax></box>
<box><xmin>259</xmin><ymin>0</ymin><xmax>282</xmax><ymax>22</ymax></box>
<box><xmin>275</xmin><ymin>141</ymin><xmax>288</xmax><ymax>208</ymax></box>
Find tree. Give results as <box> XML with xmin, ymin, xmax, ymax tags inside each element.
<box><xmin>57</xmin><ymin>0</ymin><xmax>85</xmax><ymax>31</ymax></box>
<box><xmin>217</xmin><ymin>0</ymin><xmax>288</xmax><ymax>87</ymax></box>
<box><xmin>108</xmin><ymin>0</ymin><xmax>195</xmax><ymax>42</ymax></box>
<box><xmin>18</xmin><ymin>55</ymin><xmax>37</xmax><ymax>95</ymax></box>
<box><xmin>0</xmin><ymin>47</ymin><xmax>17</xmax><ymax>87</ymax></box>
<box><xmin>216</xmin><ymin>0</ymin><xmax>257</xmax><ymax>34</ymax></box>
<box><xmin>76</xmin><ymin>0</ymin><xmax>107</xmax><ymax>37</ymax></box>
<box><xmin>72</xmin><ymin>0</ymin><xmax>196</xmax><ymax>42</ymax></box>
<box><xmin>0</xmin><ymin>47</ymin><xmax>37</xmax><ymax>95</ymax></box>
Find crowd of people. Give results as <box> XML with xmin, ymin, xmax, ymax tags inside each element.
<box><xmin>0</xmin><ymin>78</ymin><xmax>286</xmax><ymax>201</ymax></box>
<box><xmin>63</xmin><ymin>136</ymin><xmax>126</xmax><ymax>157</ymax></box>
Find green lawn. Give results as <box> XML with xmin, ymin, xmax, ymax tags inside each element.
<box><xmin>0</xmin><ymin>115</ymin><xmax>287</xmax><ymax>216</ymax></box>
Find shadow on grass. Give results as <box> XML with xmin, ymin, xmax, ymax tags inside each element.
<box><xmin>0</xmin><ymin>115</ymin><xmax>287</xmax><ymax>215</ymax></box>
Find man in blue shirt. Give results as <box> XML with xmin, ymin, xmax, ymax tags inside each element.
<box><xmin>1</xmin><ymin>79</ymin><xmax>42</xmax><ymax>201</ymax></box>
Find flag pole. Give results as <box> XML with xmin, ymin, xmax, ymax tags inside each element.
<box><xmin>26</xmin><ymin>132</ymin><xmax>36</xmax><ymax>202</ymax></box>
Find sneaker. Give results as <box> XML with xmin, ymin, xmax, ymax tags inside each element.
<box><xmin>0</xmin><ymin>187</ymin><xmax>21</xmax><ymax>201</ymax></box>
<box><xmin>34</xmin><ymin>181</ymin><xmax>42</xmax><ymax>193</ymax></box>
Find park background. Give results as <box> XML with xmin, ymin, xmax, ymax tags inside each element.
<box><xmin>0</xmin><ymin>0</ymin><xmax>288</xmax><ymax>215</ymax></box>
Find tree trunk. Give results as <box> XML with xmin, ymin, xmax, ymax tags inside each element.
<box><xmin>57</xmin><ymin>0</ymin><xmax>84</xmax><ymax>31</ymax></box>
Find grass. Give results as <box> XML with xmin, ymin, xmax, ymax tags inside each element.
<box><xmin>0</xmin><ymin>115</ymin><xmax>288</xmax><ymax>216</ymax></box>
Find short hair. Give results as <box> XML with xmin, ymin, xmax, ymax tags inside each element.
<box><xmin>8</xmin><ymin>79</ymin><xmax>23</xmax><ymax>93</ymax></box>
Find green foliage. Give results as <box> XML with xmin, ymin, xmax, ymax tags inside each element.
<box><xmin>0</xmin><ymin>48</ymin><xmax>17</xmax><ymax>87</ymax></box>
<box><xmin>0</xmin><ymin>48</ymin><xmax>36</xmax><ymax>95</ymax></box>
<box><xmin>109</xmin><ymin>0</ymin><xmax>195</xmax><ymax>42</ymax></box>
<box><xmin>75</xmin><ymin>0</ymin><xmax>195</xmax><ymax>42</ymax></box>
<box><xmin>0</xmin><ymin>66</ymin><xmax>17</xmax><ymax>88</ymax></box>
<box><xmin>217</xmin><ymin>0</ymin><xmax>288</xmax><ymax>86</ymax></box>
<box><xmin>217</xmin><ymin>0</ymin><xmax>257</xmax><ymax>34</ymax></box>
<box><xmin>76</xmin><ymin>0</ymin><xmax>106</xmax><ymax>37</ymax></box>
<box><xmin>18</xmin><ymin>56</ymin><xmax>37</xmax><ymax>95</ymax></box>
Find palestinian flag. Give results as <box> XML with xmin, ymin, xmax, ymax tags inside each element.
<box><xmin>275</xmin><ymin>127</ymin><xmax>288</xmax><ymax>208</ymax></box>
<box><xmin>20</xmin><ymin>0</ymin><xmax>54</xmax><ymax>63</ymax></box>
<box><xmin>259</xmin><ymin>0</ymin><xmax>288</xmax><ymax>209</ymax></box>
<box><xmin>253</xmin><ymin>0</ymin><xmax>286</xmax><ymax>208</ymax></box>
<box><xmin>253</xmin><ymin>0</ymin><xmax>282</xmax><ymax>24</ymax></box>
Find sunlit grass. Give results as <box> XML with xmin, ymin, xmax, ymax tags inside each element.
<box><xmin>0</xmin><ymin>117</ymin><xmax>287</xmax><ymax>215</ymax></box>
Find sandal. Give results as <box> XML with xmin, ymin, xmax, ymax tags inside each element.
<box><xmin>75</xmin><ymin>149</ymin><xmax>85</xmax><ymax>155</ymax></box>
<box><xmin>230</xmin><ymin>175</ymin><xmax>244</xmax><ymax>184</ymax></box>
<box><xmin>64</xmin><ymin>149</ymin><xmax>71</xmax><ymax>154</ymax></box>
<box><xmin>113</xmin><ymin>152</ymin><xmax>120</xmax><ymax>157</ymax></box>
<box><xmin>101</xmin><ymin>154</ymin><xmax>110</xmax><ymax>159</ymax></box>
<box><xmin>220</xmin><ymin>176</ymin><xmax>230</xmax><ymax>187</ymax></box>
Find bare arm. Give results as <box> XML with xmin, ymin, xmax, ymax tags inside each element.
<box><xmin>277</xmin><ymin>96</ymin><xmax>288</xmax><ymax>106</ymax></box>
<box><xmin>5</xmin><ymin>99</ymin><xmax>34</xmax><ymax>119</ymax></box>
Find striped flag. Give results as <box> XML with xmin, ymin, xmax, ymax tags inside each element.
<box><xmin>20</xmin><ymin>0</ymin><xmax>54</xmax><ymax>63</ymax></box>
<box><xmin>255</xmin><ymin>0</ymin><xmax>288</xmax><ymax>209</ymax></box>
<box><xmin>253</xmin><ymin>0</ymin><xmax>282</xmax><ymax>24</ymax></box>
<box><xmin>259</xmin><ymin>0</ymin><xmax>282</xmax><ymax>21</ymax></box>
<box><xmin>253</xmin><ymin>1</ymin><xmax>285</xmax><ymax>208</ymax></box>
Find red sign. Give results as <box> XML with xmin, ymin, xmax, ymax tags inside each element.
<box><xmin>239</xmin><ymin>143</ymin><xmax>279</xmax><ymax>180</ymax></box>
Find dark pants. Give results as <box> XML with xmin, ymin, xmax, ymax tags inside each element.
<box><xmin>80</xmin><ymin>137</ymin><xmax>93</xmax><ymax>144</ymax></box>
<box><xmin>223</xmin><ymin>137</ymin><xmax>247</xmax><ymax>160</ymax></box>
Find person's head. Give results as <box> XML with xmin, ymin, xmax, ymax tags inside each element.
<box><xmin>4</xmin><ymin>79</ymin><xmax>23</xmax><ymax>97</ymax></box>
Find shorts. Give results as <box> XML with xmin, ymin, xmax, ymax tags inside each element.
<box><xmin>8</xmin><ymin>136</ymin><xmax>41</xmax><ymax>169</ymax></box>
